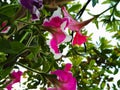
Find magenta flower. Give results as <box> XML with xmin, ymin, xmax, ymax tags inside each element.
<box><xmin>6</xmin><ymin>70</ymin><xmax>23</xmax><ymax>90</ymax></box>
<box><xmin>0</xmin><ymin>21</ymin><xmax>11</xmax><ymax>33</ymax></box>
<box><xmin>48</xmin><ymin>63</ymin><xmax>77</xmax><ymax>90</ymax></box>
<box><xmin>62</xmin><ymin>6</ymin><xmax>93</xmax><ymax>46</ymax></box>
<box><xmin>72</xmin><ymin>32</ymin><xmax>87</xmax><ymax>46</ymax></box>
<box><xmin>43</xmin><ymin>7</ymin><xmax>72</xmax><ymax>59</ymax></box>
<box><xmin>19</xmin><ymin>0</ymin><xmax>43</xmax><ymax>21</ymax></box>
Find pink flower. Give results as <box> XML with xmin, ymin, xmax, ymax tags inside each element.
<box><xmin>48</xmin><ymin>63</ymin><xmax>77</xmax><ymax>90</ymax></box>
<box><xmin>6</xmin><ymin>70</ymin><xmax>23</xmax><ymax>90</ymax></box>
<box><xmin>62</xmin><ymin>6</ymin><xmax>93</xmax><ymax>46</ymax></box>
<box><xmin>0</xmin><ymin>21</ymin><xmax>11</xmax><ymax>33</ymax></box>
<box><xmin>72</xmin><ymin>32</ymin><xmax>87</xmax><ymax>46</ymax></box>
<box><xmin>43</xmin><ymin>7</ymin><xmax>72</xmax><ymax>59</ymax></box>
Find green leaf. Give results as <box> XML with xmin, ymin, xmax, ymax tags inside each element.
<box><xmin>10</xmin><ymin>41</ymin><xmax>25</xmax><ymax>54</ymax></box>
<box><xmin>0</xmin><ymin>38</ymin><xmax>11</xmax><ymax>54</ymax></box>
<box><xmin>43</xmin><ymin>59</ymin><xmax>50</xmax><ymax>72</ymax></box>
<box><xmin>0</xmin><ymin>65</ymin><xmax>12</xmax><ymax>79</ymax></box>
<box><xmin>101</xmin><ymin>81</ymin><xmax>106</xmax><ymax>89</ymax></box>
<box><xmin>0</xmin><ymin>4</ymin><xmax>18</xmax><ymax>18</ymax></box>
<box><xmin>0</xmin><ymin>52</ymin><xmax>7</xmax><ymax>63</ymax></box>
<box><xmin>106</xmin><ymin>69</ymin><xmax>113</xmax><ymax>74</ymax></box>
<box><xmin>0</xmin><ymin>38</ymin><xmax>25</xmax><ymax>54</ymax></box>
<box><xmin>92</xmin><ymin>18</ymin><xmax>99</xmax><ymax>29</ymax></box>
<box><xmin>102</xmin><ymin>1</ymin><xmax>109</xmax><ymax>4</ymax></box>
<box><xmin>107</xmin><ymin>77</ymin><xmax>113</xmax><ymax>82</ymax></box>
<box><xmin>92</xmin><ymin>0</ymin><xmax>99</xmax><ymax>7</ymax></box>
<box><xmin>114</xmin><ymin>9</ymin><xmax>120</xmax><ymax>18</ymax></box>
<box><xmin>114</xmin><ymin>68</ymin><xmax>118</xmax><ymax>75</ymax></box>
<box><xmin>68</xmin><ymin>4</ymin><xmax>81</xmax><ymax>12</ymax></box>
<box><xmin>102</xmin><ymin>49</ymin><xmax>112</xmax><ymax>54</ymax></box>
<box><xmin>112</xmin><ymin>84</ymin><xmax>117</xmax><ymax>90</ymax></box>
<box><xmin>117</xmin><ymin>80</ymin><xmax>120</xmax><ymax>88</ymax></box>
<box><xmin>89</xmin><ymin>60</ymin><xmax>95</xmax><ymax>67</ymax></box>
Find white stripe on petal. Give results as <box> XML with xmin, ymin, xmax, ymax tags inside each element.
<box><xmin>1</xmin><ymin>26</ymin><xmax>11</xmax><ymax>33</ymax></box>
<box><xmin>51</xmin><ymin>7</ymin><xmax>61</xmax><ymax>18</ymax></box>
<box><xmin>54</xmin><ymin>53</ymin><xmax>62</xmax><ymax>59</ymax></box>
<box><xmin>60</xmin><ymin>21</ymin><xmax>67</xmax><ymax>31</ymax></box>
<box><xmin>64</xmin><ymin>35</ymin><xmax>72</xmax><ymax>42</ymax></box>
<box><xmin>32</xmin><ymin>6</ymin><xmax>40</xmax><ymax>21</ymax></box>
<box><xmin>60</xmin><ymin>21</ymin><xmax>72</xmax><ymax>43</ymax></box>
<box><xmin>46</xmin><ymin>40</ymin><xmax>62</xmax><ymax>59</ymax></box>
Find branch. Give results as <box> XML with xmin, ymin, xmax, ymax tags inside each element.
<box><xmin>16</xmin><ymin>62</ymin><xmax>49</xmax><ymax>76</ymax></box>
<box><xmin>92</xmin><ymin>2</ymin><xmax>119</xmax><ymax>18</ymax></box>
<box><xmin>76</xmin><ymin>0</ymin><xmax>91</xmax><ymax>20</ymax></box>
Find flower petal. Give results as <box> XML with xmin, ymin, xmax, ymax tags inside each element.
<box><xmin>1</xmin><ymin>26</ymin><xmax>11</xmax><ymax>33</ymax></box>
<box><xmin>49</xmin><ymin>63</ymin><xmax>77</xmax><ymax>90</ymax></box>
<box><xmin>6</xmin><ymin>83</ymin><xmax>13</xmax><ymax>90</ymax></box>
<box><xmin>62</xmin><ymin>6</ymin><xmax>77</xmax><ymax>23</ymax></box>
<box><xmin>62</xmin><ymin>6</ymin><xmax>93</xmax><ymax>31</ymax></box>
<box><xmin>6</xmin><ymin>70</ymin><xmax>23</xmax><ymax>90</ymax></box>
<box><xmin>47</xmin><ymin>88</ymin><xmax>57</xmax><ymax>90</ymax></box>
<box><xmin>11</xmin><ymin>71</ymin><xmax>23</xmax><ymax>83</ymax></box>
<box><xmin>43</xmin><ymin>8</ymin><xmax>71</xmax><ymax>59</ymax></box>
<box><xmin>52</xmin><ymin>7</ymin><xmax>62</xmax><ymax>18</ymax></box>
<box><xmin>31</xmin><ymin>6</ymin><xmax>40</xmax><ymax>21</ymax></box>
<box><xmin>72</xmin><ymin>32</ymin><xmax>87</xmax><ymax>46</ymax></box>
<box><xmin>32</xmin><ymin>0</ymin><xmax>43</xmax><ymax>8</ymax></box>
<box><xmin>62</xmin><ymin>6</ymin><xmax>79</xmax><ymax>31</ymax></box>
<box><xmin>19</xmin><ymin>0</ymin><xmax>43</xmax><ymax>21</ymax></box>
<box><xmin>46</xmin><ymin>28</ymin><xmax>66</xmax><ymax>59</ymax></box>
<box><xmin>64</xmin><ymin>63</ymin><xmax>72</xmax><ymax>71</ymax></box>
<box><xmin>19</xmin><ymin>0</ymin><xmax>33</xmax><ymax>10</ymax></box>
<box><xmin>1</xmin><ymin>21</ymin><xmax>7</xmax><ymax>27</ymax></box>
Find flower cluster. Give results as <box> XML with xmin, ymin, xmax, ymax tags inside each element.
<box><xmin>2</xmin><ymin>1</ymin><xmax>94</xmax><ymax>90</ymax></box>
<box><xmin>5</xmin><ymin>0</ymin><xmax>93</xmax><ymax>59</ymax></box>
<box><xmin>43</xmin><ymin>7</ymin><xmax>93</xmax><ymax>59</ymax></box>
<box><xmin>48</xmin><ymin>63</ymin><xmax>77</xmax><ymax>90</ymax></box>
<box><xmin>6</xmin><ymin>70</ymin><xmax>23</xmax><ymax>90</ymax></box>
<box><xmin>43</xmin><ymin>7</ymin><xmax>72</xmax><ymax>59</ymax></box>
<box><xmin>62</xmin><ymin>6</ymin><xmax>93</xmax><ymax>46</ymax></box>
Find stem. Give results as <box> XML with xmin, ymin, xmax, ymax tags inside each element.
<box><xmin>16</xmin><ymin>62</ymin><xmax>48</xmax><ymax>76</ymax></box>
<box><xmin>76</xmin><ymin>0</ymin><xmax>91</xmax><ymax>20</ymax></box>
<box><xmin>17</xmin><ymin>20</ymin><xmax>37</xmax><ymax>25</ymax></box>
<box><xmin>20</xmin><ymin>32</ymin><xmax>29</xmax><ymax>43</ymax></box>
<box><xmin>73</xmin><ymin>0</ymin><xmax>91</xmax><ymax>53</ymax></box>
<box><xmin>95</xmin><ymin>2</ymin><xmax>119</xmax><ymax>18</ymax></box>
<box><xmin>26</xmin><ymin>33</ymin><xmax>36</xmax><ymax>46</ymax></box>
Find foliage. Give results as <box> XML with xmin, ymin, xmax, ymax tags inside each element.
<box><xmin>0</xmin><ymin>0</ymin><xmax>120</xmax><ymax>90</ymax></box>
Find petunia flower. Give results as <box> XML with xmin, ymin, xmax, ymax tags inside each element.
<box><xmin>0</xmin><ymin>21</ymin><xmax>11</xmax><ymax>33</ymax></box>
<box><xmin>62</xmin><ymin>6</ymin><xmax>93</xmax><ymax>46</ymax></box>
<box><xmin>43</xmin><ymin>7</ymin><xmax>72</xmax><ymax>59</ymax></box>
<box><xmin>6</xmin><ymin>70</ymin><xmax>23</xmax><ymax>90</ymax></box>
<box><xmin>19</xmin><ymin>0</ymin><xmax>43</xmax><ymax>21</ymax></box>
<box><xmin>72</xmin><ymin>32</ymin><xmax>87</xmax><ymax>46</ymax></box>
<box><xmin>47</xmin><ymin>63</ymin><xmax>77</xmax><ymax>90</ymax></box>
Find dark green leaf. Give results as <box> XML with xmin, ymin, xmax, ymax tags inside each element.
<box><xmin>10</xmin><ymin>41</ymin><xmax>25</xmax><ymax>54</ymax></box>
<box><xmin>92</xmin><ymin>0</ymin><xmax>99</xmax><ymax>7</ymax></box>
<box><xmin>106</xmin><ymin>69</ymin><xmax>113</xmax><ymax>74</ymax></box>
<box><xmin>117</xmin><ymin>80</ymin><xmax>120</xmax><ymax>88</ymax></box>
<box><xmin>68</xmin><ymin>4</ymin><xmax>81</xmax><ymax>12</ymax></box>
<box><xmin>0</xmin><ymin>4</ymin><xmax>18</xmax><ymax>18</ymax></box>
<box><xmin>112</xmin><ymin>84</ymin><xmax>117</xmax><ymax>90</ymax></box>
<box><xmin>114</xmin><ymin>68</ymin><xmax>118</xmax><ymax>75</ymax></box>
<box><xmin>0</xmin><ymin>38</ymin><xmax>11</xmax><ymax>53</ymax></box>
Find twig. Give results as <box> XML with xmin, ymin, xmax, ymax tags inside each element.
<box><xmin>16</xmin><ymin>62</ymin><xmax>49</xmax><ymax>76</ymax></box>
<box><xmin>76</xmin><ymin>0</ymin><xmax>91</xmax><ymax>20</ymax></box>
